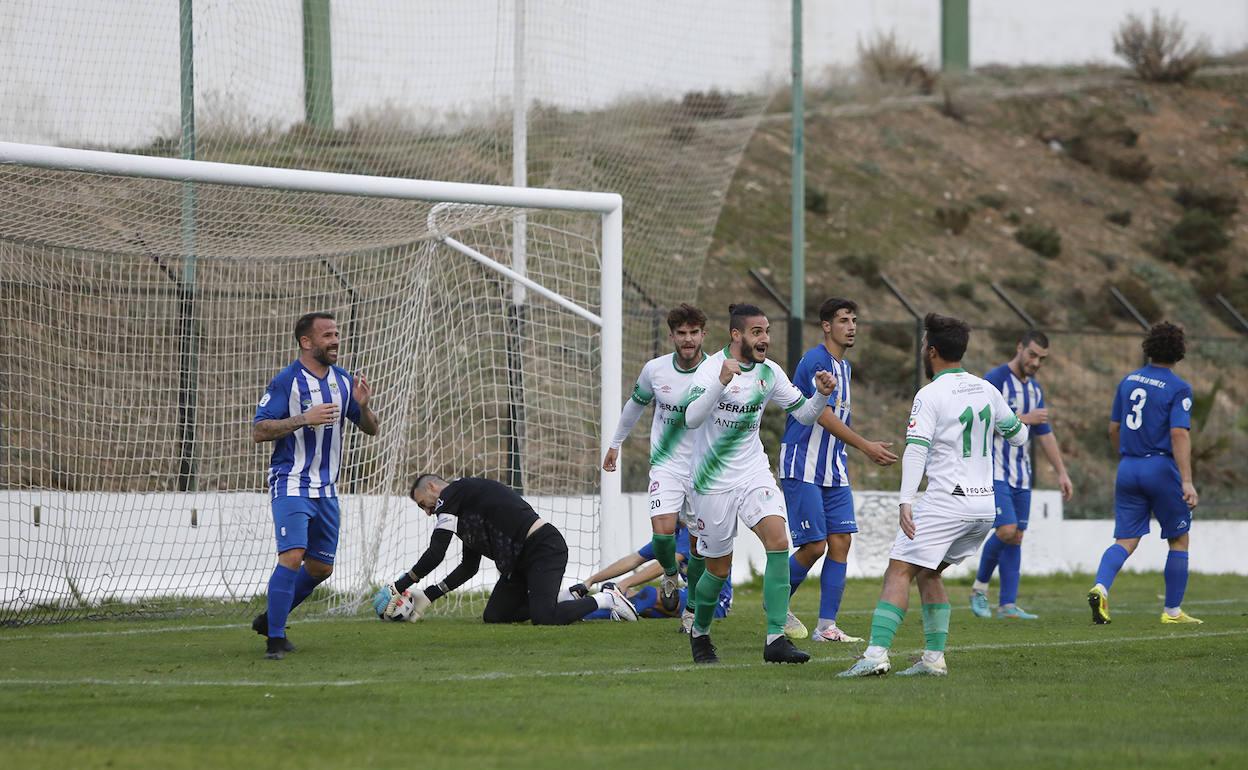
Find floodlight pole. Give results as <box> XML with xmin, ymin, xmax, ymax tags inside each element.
<box><xmin>177</xmin><ymin>0</ymin><xmax>199</xmax><ymax>492</ymax></box>
<box><xmin>788</xmin><ymin>0</ymin><xmax>805</xmax><ymax>373</ymax></box>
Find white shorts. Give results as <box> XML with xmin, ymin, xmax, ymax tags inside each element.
<box><xmin>690</xmin><ymin>476</ymin><xmax>788</xmax><ymax>558</ymax></box>
<box><xmin>888</xmin><ymin>497</ymin><xmax>992</xmax><ymax>570</ymax></box>
<box><xmin>649</xmin><ymin>469</ymin><xmax>694</xmax><ymax>526</ymax></box>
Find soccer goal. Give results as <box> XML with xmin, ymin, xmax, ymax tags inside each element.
<box><xmin>0</xmin><ymin>141</ymin><xmax>623</xmax><ymax>624</ymax></box>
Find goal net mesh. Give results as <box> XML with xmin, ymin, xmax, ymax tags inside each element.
<box><xmin>0</xmin><ymin>0</ymin><xmax>785</xmax><ymax>623</ymax></box>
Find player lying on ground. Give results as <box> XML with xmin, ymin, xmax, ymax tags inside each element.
<box><xmin>680</xmin><ymin>303</ymin><xmax>836</xmax><ymax>665</ymax></box>
<box><xmin>564</xmin><ymin>523</ymin><xmax>733</xmax><ymax>624</ymax></box>
<box><xmin>603</xmin><ymin>303</ymin><xmax>709</xmax><ymax>614</ymax></box>
<box><xmin>971</xmin><ymin>329</ymin><xmax>1073</xmax><ymax>621</ymax></box>
<box><xmin>374</xmin><ymin>475</ymin><xmax>638</xmax><ymax>624</ymax></box>
<box><xmin>840</xmin><ymin>313</ymin><xmax>1027</xmax><ymax>678</ymax></box>
<box><xmin>1088</xmin><ymin>322</ymin><xmax>1202</xmax><ymax>626</ymax></box>
<box><xmin>779</xmin><ymin>297</ymin><xmax>897</xmax><ymax>643</ymax></box>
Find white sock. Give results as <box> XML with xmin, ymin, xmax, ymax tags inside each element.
<box><xmin>1094</xmin><ymin>583</ymin><xmax>1108</xmax><ymax>595</ymax></box>
<box><xmin>972</xmin><ymin>581</ymin><xmax>989</xmax><ymax>593</ymax></box>
<box><xmin>556</xmin><ymin>587</ymin><xmax>574</xmax><ymax>603</ymax></box>
<box><xmin>922</xmin><ymin>650</ymin><xmax>945</xmax><ymax>665</ymax></box>
<box><xmin>691</xmin><ymin>626</ymin><xmax>708</xmax><ymax>638</ymax></box>
<box><xmin>816</xmin><ymin>618</ymin><xmax>835</xmax><ymax>632</ymax></box>
<box><xmin>593</xmin><ymin>593</ymin><xmax>613</xmax><ymax>610</ymax></box>
<box><xmin>766</xmin><ymin>633</ymin><xmax>783</xmax><ymax>645</ymax></box>
<box><xmin>864</xmin><ymin>644</ymin><xmax>888</xmax><ymax>659</ymax></box>
<box><xmin>1164</xmin><ymin>606</ymin><xmax>1181</xmax><ymax>618</ymax></box>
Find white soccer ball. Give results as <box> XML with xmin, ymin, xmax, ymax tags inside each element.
<box><xmin>387</xmin><ymin>590</ymin><xmax>416</xmax><ymax>622</ymax></box>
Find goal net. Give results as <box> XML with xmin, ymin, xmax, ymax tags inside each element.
<box><xmin>0</xmin><ymin>143</ymin><xmax>622</xmax><ymax>624</ymax></box>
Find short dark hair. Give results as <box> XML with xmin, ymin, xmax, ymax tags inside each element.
<box><xmin>1019</xmin><ymin>329</ymin><xmax>1050</xmax><ymax>348</ymax></box>
<box><xmin>924</xmin><ymin>312</ymin><xmax>971</xmax><ymax>362</ymax></box>
<box><xmin>667</xmin><ymin>303</ymin><xmax>707</xmax><ymax>332</ymax></box>
<box><xmin>294</xmin><ymin>311</ymin><xmax>336</xmax><ymax>346</ymax></box>
<box><xmin>409</xmin><ymin>473</ymin><xmax>444</xmax><ymax>500</ymax></box>
<box><xmin>728</xmin><ymin>303</ymin><xmax>766</xmax><ymax>333</ymax></box>
<box><xmin>818</xmin><ymin>297</ymin><xmax>858</xmax><ymax>324</ymax></box>
<box><xmin>1142</xmin><ymin>321</ymin><xmax>1185</xmax><ymax>364</ymax></box>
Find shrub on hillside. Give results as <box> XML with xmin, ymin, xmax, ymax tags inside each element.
<box><xmin>935</xmin><ymin>205</ymin><xmax>972</xmax><ymax>235</ymax></box>
<box><xmin>1106</xmin><ymin>209</ymin><xmax>1133</xmax><ymax>226</ymax></box>
<box><xmin>839</xmin><ymin>253</ymin><xmax>885</xmax><ymax>288</ymax></box>
<box><xmin>1159</xmin><ymin>209</ymin><xmax>1231</xmax><ymax>265</ymax></box>
<box><xmin>857</xmin><ymin>31</ymin><xmax>936</xmax><ymax>94</ymax></box>
<box><xmin>1114</xmin><ymin>276</ymin><xmax>1163</xmax><ymax>323</ymax></box>
<box><xmin>1113</xmin><ymin>11</ymin><xmax>1208</xmax><ymax>84</ymax></box>
<box><xmin>1015</xmin><ymin>224</ymin><xmax>1062</xmax><ymax>259</ymax></box>
<box><xmin>1174</xmin><ymin>185</ymin><xmax>1239</xmax><ymax>220</ymax></box>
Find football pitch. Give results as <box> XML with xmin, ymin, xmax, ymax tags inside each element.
<box><xmin>1</xmin><ymin>572</ymin><xmax>1245</xmax><ymax>769</ymax></box>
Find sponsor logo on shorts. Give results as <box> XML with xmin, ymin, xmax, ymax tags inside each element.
<box><xmin>649</xmin><ymin>481</ymin><xmax>660</xmax><ymax>493</ymax></box>
<box><xmin>696</xmin><ymin>518</ymin><xmax>705</xmax><ymax>531</ymax></box>
<box><xmin>280</xmin><ymin>526</ymin><xmax>287</xmax><ymax>537</ymax></box>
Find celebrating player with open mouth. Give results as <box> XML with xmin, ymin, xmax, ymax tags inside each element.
<box><xmin>681</xmin><ymin>304</ymin><xmax>836</xmax><ymax>665</ymax></box>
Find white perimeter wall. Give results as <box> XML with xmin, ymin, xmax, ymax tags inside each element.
<box><xmin>3</xmin><ymin>490</ymin><xmax>1244</xmax><ymax>610</ymax></box>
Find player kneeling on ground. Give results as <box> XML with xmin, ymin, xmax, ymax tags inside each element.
<box><xmin>840</xmin><ymin>314</ymin><xmax>1027</xmax><ymax>678</ymax></box>
<box><xmin>374</xmin><ymin>475</ymin><xmax>638</xmax><ymax>624</ymax></box>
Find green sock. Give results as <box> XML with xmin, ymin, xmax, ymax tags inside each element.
<box><xmin>651</xmin><ymin>533</ymin><xmax>678</xmax><ymax>576</ymax></box>
<box><xmin>869</xmin><ymin>600</ymin><xmax>906</xmax><ymax>649</ymax></box>
<box><xmin>686</xmin><ymin>554</ymin><xmax>705</xmax><ymax>616</ymax></box>
<box><xmin>692</xmin><ymin>571</ymin><xmax>726</xmax><ymax>634</ymax></box>
<box><xmin>921</xmin><ymin>603</ymin><xmax>951</xmax><ymax>652</ymax></box>
<box><xmin>763</xmin><ymin>550</ymin><xmax>790</xmax><ymax>636</ymax></box>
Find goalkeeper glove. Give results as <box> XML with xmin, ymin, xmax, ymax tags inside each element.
<box><xmin>372</xmin><ymin>583</ymin><xmax>405</xmax><ymax>620</ymax></box>
<box><xmin>569</xmin><ymin>583</ymin><xmax>589</xmax><ymax>599</ymax></box>
<box><xmin>406</xmin><ymin>588</ymin><xmax>433</xmax><ymax>622</ymax></box>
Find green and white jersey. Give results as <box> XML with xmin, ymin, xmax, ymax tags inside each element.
<box><xmin>904</xmin><ymin>368</ymin><xmax>1026</xmax><ymax>518</ymax></box>
<box><xmin>626</xmin><ymin>352</ymin><xmax>706</xmax><ymax>474</ymax></box>
<box><xmin>685</xmin><ymin>347</ymin><xmax>823</xmax><ymax>494</ymax></box>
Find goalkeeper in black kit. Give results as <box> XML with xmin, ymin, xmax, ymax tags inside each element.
<box><xmin>374</xmin><ymin>475</ymin><xmax>638</xmax><ymax>624</ymax></box>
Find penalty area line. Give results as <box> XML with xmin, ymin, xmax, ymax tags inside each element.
<box><xmin>0</xmin><ymin>628</ymin><xmax>1243</xmax><ymax>689</ymax></box>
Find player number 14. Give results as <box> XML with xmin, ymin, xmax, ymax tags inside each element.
<box><xmin>958</xmin><ymin>404</ymin><xmax>993</xmax><ymax>458</ymax></box>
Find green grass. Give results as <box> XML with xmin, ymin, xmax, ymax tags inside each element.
<box><xmin>1</xmin><ymin>572</ymin><xmax>1245</xmax><ymax>769</ymax></box>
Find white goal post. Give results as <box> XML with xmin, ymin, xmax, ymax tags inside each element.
<box><xmin>0</xmin><ymin>140</ymin><xmax>624</xmax><ymax>622</ymax></box>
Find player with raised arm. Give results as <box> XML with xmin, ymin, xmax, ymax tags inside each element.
<box><xmin>602</xmin><ymin>303</ymin><xmax>708</xmax><ymax>617</ymax></box>
<box><xmin>779</xmin><ymin>297</ymin><xmax>897</xmax><ymax>643</ymax></box>
<box><xmin>374</xmin><ymin>475</ymin><xmax>638</xmax><ymax>624</ymax></box>
<box><xmin>840</xmin><ymin>313</ymin><xmax>1027</xmax><ymax>678</ymax></box>
<box><xmin>1088</xmin><ymin>322</ymin><xmax>1201</xmax><ymax>626</ymax></box>
<box><xmin>970</xmin><ymin>330</ymin><xmax>1073</xmax><ymax>620</ymax></box>
<box><xmin>251</xmin><ymin>311</ymin><xmax>379</xmax><ymax>659</ymax></box>
<box><xmin>681</xmin><ymin>304</ymin><xmax>836</xmax><ymax>665</ymax></box>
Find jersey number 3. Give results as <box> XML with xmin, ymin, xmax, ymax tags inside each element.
<box><xmin>1124</xmin><ymin>387</ymin><xmax>1147</xmax><ymax>431</ymax></box>
<box><xmin>958</xmin><ymin>404</ymin><xmax>993</xmax><ymax>458</ymax></box>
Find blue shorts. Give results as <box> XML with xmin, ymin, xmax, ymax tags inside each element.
<box><xmin>781</xmin><ymin>479</ymin><xmax>857</xmax><ymax>546</ymax></box>
<box><xmin>636</xmin><ymin>526</ymin><xmax>692</xmax><ymax>562</ymax></box>
<box><xmin>271</xmin><ymin>495</ymin><xmax>341</xmax><ymax>564</ymax></box>
<box><xmin>1114</xmin><ymin>455</ymin><xmax>1191</xmax><ymax>540</ymax></box>
<box><xmin>993</xmin><ymin>485</ymin><xmax>1033</xmax><ymax>530</ymax></box>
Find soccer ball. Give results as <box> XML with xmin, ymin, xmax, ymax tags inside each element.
<box><xmin>388</xmin><ymin>590</ymin><xmax>416</xmax><ymax>622</ymax></box>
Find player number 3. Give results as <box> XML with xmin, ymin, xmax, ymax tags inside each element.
<box><xmin>1124</xmin><ymin>387</ymin><xmax>1147</xmax><ymax>431</ymax></box>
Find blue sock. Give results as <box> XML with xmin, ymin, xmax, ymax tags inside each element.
<box><xmin>289</xmin><ymin>565</ymin><xmax>325</xmax><ymax>612</ymax></box>
<box><xmin>1164</xmin><ymin>550</ymin><xmax>1189</xmax><ymax>608</ymax></box>
<box><xmin>788</xmin><ymin>554</ymin><xmax>810</xmax><ymax>597</ymax></box>
<box><xmin>819</xmin><ymin>559</ymin><xmax>847</xmax><ymax>621</ymax></box>
<box><xmin>1095</xmin><ymin>544</ymin><xmax>1130</xmax><ymax>591</ymax></box>
<box><xmin>976</xmin><ymin>535</ymin><xmax>1005</xmax><ymax>585</ymax></box>
<box><xmin>998</xmin><ymin>544</ymin><xmax>1022</xmax><ymax>606</ymax></box>
<box><xmin>266</xmin><ymin>564</ymin><xmax>298</xmax><ymax>639</ymax></box>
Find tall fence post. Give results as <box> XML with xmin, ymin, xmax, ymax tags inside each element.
<box><xmin>302</xmin><ymin>0</ymin><xmax>334</xmax><ymax>131</ymax></box>
<box><xmin>881</xmin><ymin>275</ymin><xmax>923</xmax><ymax>393</ymax></box>
<box><xmin>1215</xmin><ymin>293</ymin><xmax>1248</xmax><ymax>335</ymax></box>
<box><xmin>991</xmin><ymin>281</ymin><xmax>1037</xmax><ymax>328</ymax></box>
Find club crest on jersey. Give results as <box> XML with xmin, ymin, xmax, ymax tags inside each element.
<box><xmin>757</xmin><ymin>377</ymin><xmax>767</xmax><ymax>391</ymax></box>
<box><xmin>329</xmin><ymin>381</ymin><xmax>339</xmax><ymax>392</ymax></box>
<box><xmin>301</xmin><ymin>399</ymin><xmax>313</xmax><ymax>409</ymax></box>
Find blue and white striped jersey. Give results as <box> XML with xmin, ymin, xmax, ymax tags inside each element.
<box><xmin>983</xmin><ymin>363</ymin><xmax>1050</xmax><ymax>489</ymax></box>
<box><xmin>778</xmin><ymin>345</ymin><xmax>852</xmax><ymax>487</ymax></box>
<box><xmin>254</xmin><ymin>360</ymin><xmax>362</xmax><ymax>499</ymax></box>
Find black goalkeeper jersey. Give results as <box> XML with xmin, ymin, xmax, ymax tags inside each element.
<box><xmin>431</xmin><ymin>478</ymin><xmax>540</xmax><ymax>577</ymax></box>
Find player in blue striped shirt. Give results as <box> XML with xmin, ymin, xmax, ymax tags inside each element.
<box><xmin>251</xmin><ymin>312</ymin><xmax>379</xmax><ymax>659</ymax></box>
<box><xmin>778</xmin><ymin>298</ymin><xmax>898</xmax><ymax>642</ymax></box>
<box><xmin>970</xmin><ymin>330</ymin><xmax>1072</xmax><ymax>620</ymax></box>
<box><xmin>1089</xmin><ymin>322</ymin><xmax>1201</xmax><ymax>625</ymax></box>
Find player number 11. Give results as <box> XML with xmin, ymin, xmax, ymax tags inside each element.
<box><xmin>958</xmin><ymin>404</ymin><xmax>993</xmax><ymax>458</ymax></box>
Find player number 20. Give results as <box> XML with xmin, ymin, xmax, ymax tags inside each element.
<box><xmin>958</xmin><ymin>404</ymin><xmax>993</xmax><ymax>458</ymax></box>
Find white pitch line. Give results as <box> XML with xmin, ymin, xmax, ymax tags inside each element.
<box><xmin>0</xmin><ymin>628</ymin><xmax>1242</xmax><ymax>689</ymax></box>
